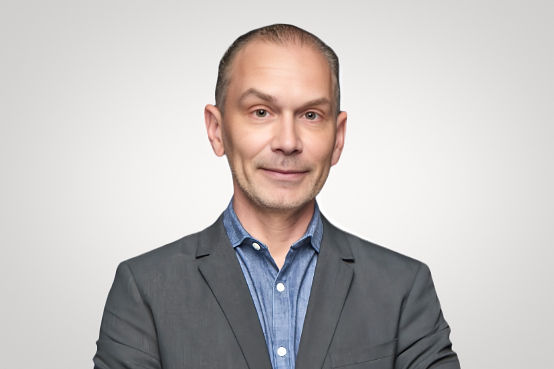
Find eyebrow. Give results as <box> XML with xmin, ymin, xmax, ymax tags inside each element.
<box><xmin>238</xmin><ymin>88</ymin><xmax>275</xmax><ymax>104</ymax></box>
<box><xmin>238</xmin><ymin>88</ymin><xmax>332</xmax><ymax>111</ymax></box>
<box><xmin>298</xmin><ymin>97</ymin><xmax>332</xmax><ymax>111</ymax></box>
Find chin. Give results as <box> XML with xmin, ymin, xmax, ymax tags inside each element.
<box><xmin>258</xmin><ymin>198</ymin><xmax>309</xmax><ymax>211</ymax></box>
<box><xmin>248</xmin><ymin>188</ymin><xmax>318</xmax><ymax>212</ymax></box>
<box><xmin>233</xmin><ymin>172</ymin><xmax>326</xmax><ymax>212</ymax></box>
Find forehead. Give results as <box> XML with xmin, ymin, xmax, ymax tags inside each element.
<box><xmin>226</xmin><ymin>40</ymin><xmax>333</xmax><ymax>105</ymax></box>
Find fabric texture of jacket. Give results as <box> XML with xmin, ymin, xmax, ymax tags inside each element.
<box><xmin>93</xmin><ymin>214</ymin><xmax>460</xmax><ymax>369</ymax></box>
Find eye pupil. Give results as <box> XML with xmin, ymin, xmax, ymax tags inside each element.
<box><xmin>256</xmin><ymin>109</ymin><xmax>267</xmax><ymax>117</ymax></box>
<box><xmin>306</xmin><ymin>112</ymin><xmax>317</xmax><ymax>120</ymax></box>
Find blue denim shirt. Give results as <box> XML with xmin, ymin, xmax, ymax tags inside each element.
<box><xmin>222</xmin><ymin>199</ymin><xmax>323</xmax><ymax>369</ymax></box>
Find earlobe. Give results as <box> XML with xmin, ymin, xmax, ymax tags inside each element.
<box><xmin>204</xmin><ymin>104</ymin><xmax>225</xmax><ymax>157</ymax></box>
<box><xmin>331</xmin><ymin>111</ymin><xmax>347</xmax><ymax>166</ymax></box>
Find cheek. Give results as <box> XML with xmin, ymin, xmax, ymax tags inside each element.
<box><xmin>225</xmin><ymin>128</ymin><xmax>269</xmax><ymax>165</ymax></box>
<box><xmin>305</xmin><ymin>131</ymin><xmax>337</xmax><ymax>165</ymax></box>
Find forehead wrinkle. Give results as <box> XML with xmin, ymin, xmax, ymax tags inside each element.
<box><xmin>229</xmin><ymin>42</ymin><xmax>337</xmax><ymax>114</ymax></box>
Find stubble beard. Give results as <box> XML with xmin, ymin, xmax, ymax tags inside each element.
<box><xmin>230</xmin><ymin>160</ymin><xmax>330</xmax><ymax>213</ymax></box>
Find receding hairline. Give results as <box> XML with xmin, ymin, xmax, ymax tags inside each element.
<box><xmin>215</xmin><ymin>24</ymin><xmax>341</xmax><ymax>115</ymax></box>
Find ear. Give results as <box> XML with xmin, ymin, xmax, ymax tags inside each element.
<box><xmin>204</xmin><ymin>104</ymin><xmax>225</xmax><ymax>157</ymax></box>
<box><xmin>331</xmin><ymin>110</ymin><xmax>347</xmax><ymax>166</ymax></box>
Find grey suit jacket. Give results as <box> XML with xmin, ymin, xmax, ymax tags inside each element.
<box><xmin>93</xmin><ymin>215</ymin><xmax>460</xmax><ymax>369</ymax></box>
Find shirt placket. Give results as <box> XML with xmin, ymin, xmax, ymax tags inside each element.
<box><xmin>272</xmin><ymin>269</ymin><xmax>290</xmax><ymax>369</ymax></box>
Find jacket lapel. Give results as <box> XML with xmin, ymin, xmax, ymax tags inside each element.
<box><xmin>196</xmin><ymin>217</ymin><xmax>273</xmax><ymax>369</ymax></box>
<box><xmin>295</xmin><ymin>216</ymin><xmax>355</xmax><ymax>369</ymax></box>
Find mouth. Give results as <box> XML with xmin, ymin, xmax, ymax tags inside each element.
<box><xmin>260</xmin><ymin>167</ymin><xmax>309</xmax><ymax>181</ymax></box>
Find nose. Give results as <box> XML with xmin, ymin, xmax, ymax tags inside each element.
<box><xmin>270</xmin><ymin>113</ymin><xmax>302</xmax><ymax>155</ymax></box>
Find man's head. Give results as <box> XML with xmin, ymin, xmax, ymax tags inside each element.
<box><xmin>205</xmin><ymin>24</ymin><xmax>347</xmax><ymax>213</ymax></box>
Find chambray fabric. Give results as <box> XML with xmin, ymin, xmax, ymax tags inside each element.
<box><xmin>222</xmin><ymin>200</ymin><xmax>322</xmax><ymax>369</ymax></box>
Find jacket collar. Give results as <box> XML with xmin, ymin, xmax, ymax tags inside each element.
<box><xmin>196</xmin><ymin>215</ymin><xmax>273</xmax><ymax>369</ymax></box>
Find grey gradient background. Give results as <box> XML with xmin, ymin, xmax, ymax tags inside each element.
<box><xmin>1</xmin><ymin>0</ymin><xmax>552</xmax><ymax>368</ymax></box>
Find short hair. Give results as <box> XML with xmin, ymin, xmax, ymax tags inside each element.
<box><xmin>215</xmin><ymin>24</ymin><xmax>341</xmax><ymax>115</ymax></box>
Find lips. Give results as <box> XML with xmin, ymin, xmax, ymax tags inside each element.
<box><xmin>260</xmin><ymin>167</ymin><xmax>309</xmax><ymax>180</ymax></box>
<box><xmin>263</xmin><ymin>168</ymin><xmax>308</xmax><ymax>174</ymax></box>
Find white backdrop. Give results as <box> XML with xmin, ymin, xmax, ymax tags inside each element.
<box><xmin>1</xmin><ymin>1</ymin><xmax>552</xmax><ymax>368</ymax></box>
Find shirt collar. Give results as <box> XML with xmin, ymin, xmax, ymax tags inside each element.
<box><xmin>222</xmin><ymin>198</ymin><xmax>323</xmax><ymax>253</ymax></box>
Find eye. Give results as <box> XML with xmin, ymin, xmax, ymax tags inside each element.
<box><xmin>304</xmin><ymin>111</ymin><xmax>319</xmax><ymax>120</ymax></box>
<box><xmin>254</xmin><ymin>109</ymin><xmax>268</xmax><ymax>118</ymax></box>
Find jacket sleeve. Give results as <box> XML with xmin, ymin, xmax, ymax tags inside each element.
<box><xmin>93</xmin><ymin>262</ymin><xmax>162</xmax><ymax>369</ymax></box>
<box><xmin>395</xmin><ymin>262</ymin><xmax>461</xmax><ymax>369</ymax></box>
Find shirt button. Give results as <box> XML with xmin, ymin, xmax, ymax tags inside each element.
<box><xmin>277</xmin><ymin>346</ymin><xmax>287</xmax><ymax>357</ymax></box>
<box><xmin>276</xmin><ymin>282</ymin><xmax>285</xmax><ymax>292</ymax></box>
<box><xmin>252</xmin><ymin>242</ymin><xmax>261</xmax><ymax>251</ymax></box>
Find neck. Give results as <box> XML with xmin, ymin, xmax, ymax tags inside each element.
<box><xmin>232</xmin><ymin>192</ymin><xmax>315</xmax><ymax>268</ymax></box>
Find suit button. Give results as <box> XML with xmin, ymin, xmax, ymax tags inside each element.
<box><xmin>277</xmin><ymin>346</ymin><xmax>287</xmax><ymax>357</ymax></box>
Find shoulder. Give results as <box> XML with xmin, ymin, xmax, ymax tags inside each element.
<box><xmin>323</xmin><ymin>217</ymin><xmax>425</xmax><ymax>281</ymax></box>
<box><xmin>116</xmin><ymin>215</ymin><xmax>224</xmax><ymax>278</ymax></box>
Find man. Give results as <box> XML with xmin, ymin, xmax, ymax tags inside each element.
<box><xmin>93</xmin><ymin>24</ymin><xmax>460</xmax><ymax>369</ymax></box>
